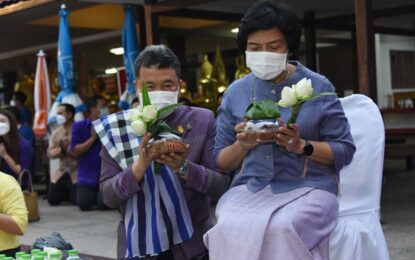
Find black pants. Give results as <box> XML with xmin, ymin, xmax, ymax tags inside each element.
<box><xmin>76</xmin><ymin>186</ymin><xmax>108</xmax><ymax>211</ymax></box>
<box><xmin>47</xmin><ymin>173</ymin><xmax>77</xmax><ymax>206</ymax></box>
<box><xmin>0</xmin><ymin>246</ymin><xmax>20</xmax><ymax>257</ymax></box>
<box><xmin>156</xmin><ymin>250</ymin><xmax>209</xmax><ymax>260</ymax></box>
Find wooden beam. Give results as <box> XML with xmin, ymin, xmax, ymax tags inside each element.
<box><xmin>304</xmin><ymin>11</ymin><xmax>317</xmax><ymax>71</ymax></box>
<box><xmin>355</xmin><ymin>0</ymin><xmax>377</xmax><ymax>102</ymax></box>
<box><xmin>0</xmin><ymin>0</ymin><xmax>53</xmax><ymax>16</ymax></box>
<box><xmin>144</xmin><ymin>5</ymin><xmax>153</xmax><ymax>45</ymax></box>
<box><xmin>158</xmin><ymin>8</ymin><xmax>242</xmax><ymax>22</ymax></box>
<box><xmin>317</xmin><ymin>4</ymin><xmax>415</xmax><ymax>27</ymax></box>
<box><xmin>150</xmin><ymin>0</ymin><xmax>218</xmax><ymax>14</ymax></box>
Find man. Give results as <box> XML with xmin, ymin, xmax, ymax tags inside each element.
<box><xmin>11</xmin><ymin>91</ymin><xmax>32</xmax><ymax>126</ymax></box>
<box><xmin>0</xmin><ymin>171</ymin><xmax>28</xmax><ymax>257</ymax></box>
<box><xmin>70</xmin><ymin>96</ymin><xmax>108</xmax><ymax>211</ymax></box>
<box><xmin>47</xmin><ymin>103</ymin><xmax>77</xmax><ymax>206</ymax></box>
<box><xmin>93</xmin><ymin>45</ymin><xmax>229</xmax><ymax>260</ymax></box>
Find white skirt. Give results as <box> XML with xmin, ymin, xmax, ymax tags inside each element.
<box><xmin>204</xmin><ymin>185</ymin><xmax>338</xmax><ymax>260</ymax></box>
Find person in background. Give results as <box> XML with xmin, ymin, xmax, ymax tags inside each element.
<box><xmin>93</xmin><ymin>45</ymin><xmax>230</xmax><ymax>259</ymax></box>
<box><xmin>204</xmin><ymin>1</ymin><xmax>355</xmax><ymax>259</ymax></box>
<box><xmin>5</xmin><ymin>106</ymin><xmax>35</xmax><ymax>147</ymax></box>
<box><xmin>0</xmin><ymin>109</ymin><xmax>34</xmax><ymax>180</ymax></box>
<box><xmin>70</xmin><ymin>96</ymin><xmax>108</xmax><ymax>211</ymax></box>
<box><xmin>0</xmin><ymin>171</ymin><xmax>28</xmax><ymax>257</ymax></box>
<box><xmin>130</xmin><ymin>97</ymin><xmax>140</xmax><ymax>109</ymax></box>
<box><xmin>11</xmin><ymin>91</ymin><xmax>32</xmax><ymax>126</ymax></box>
<box><xmin>46</xmin><ymin>103</ymin><xmax>77</xmax><ymax>206</ymax></box>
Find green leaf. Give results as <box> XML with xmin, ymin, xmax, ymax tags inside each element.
<box><xmin>141</xmin><ymin>82</ymin><xmax>151</xmax><ymax>106</ymax></box>
<box><xmin>148</xmin><ymin>120</ymin><xmax>182</xmax><ymax>138</ymax></box>
<box><xmin>157</xmin><ymin>104</ymin><xmax>179</xmax><ymax>120</ymax></box>
<box><xmin>244</xmin><ymin>100</ymin><xmax>281</xmax><ymax>120</ymax></box>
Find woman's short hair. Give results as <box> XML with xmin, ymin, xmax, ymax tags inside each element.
<box><xmin>134</xmin><ymin>45</ymin><xmax>181</xmax><ymax>79</ymax></box>
<box><xmin>237</xmin><ymin>1</ymin><xmax>302</xmax><ymax>54</ymax></box>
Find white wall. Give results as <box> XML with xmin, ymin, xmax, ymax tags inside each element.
<box><xmin>375</xmin><ymin>34</ymin><xmax>415</xmax><ymax>108</ymax></box>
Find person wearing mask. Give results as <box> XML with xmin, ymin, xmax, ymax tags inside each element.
<box><xmin>93</xmin><ymin>45</ymin><xmax>230</xmax><ymax>259</ymax></box>
<box><xmin>0</xmin><ymin>109</ymin><xmax>34</xmax><ymax>179</ymax></box>
<box><xmin>10</xmin><ymin>91</ymin><xmax>32</xmax><ymax>126</ymax></box>
<box><xmin>46</xmin><ymin>103</ymin><xmax>77</xmax><ymax>206</ymax></box>
<box><xmin>0</xmin><ymin>171</ymin><xmax>28</xmax><ymax>257</ymax></box>
<box><xmin>70</xmin><ymin>96</ymin><xmax>108</xmax><ymax>211</ymax></box>
<box><xmin>5</xmin><ymin>106</ymin><xmax>35</xmax><ymax>147</ymax></box>
<box><xmin>204</xmin><ymin>2</ymin><xmax>355</xmax><ymax>259</ymax></box>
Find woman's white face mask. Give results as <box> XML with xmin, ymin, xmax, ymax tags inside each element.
<box><xmin>0</xmin><ymin>122</ymin><xmax>10</xmax><ymax>136</ymax></box>
<box><xmin>245</xmin><ymin>51</ymin><xmax>288</xmax><ymax>80</ymax></box>
<box><xmin>139</xmin><ymin>90</ymin><xmax>179</xmax><ymax>110</ymax></box>
<box><xmin>56</xmin><ymin>115</ymin><xmax>67</xmax><ymax>126</ymax></box>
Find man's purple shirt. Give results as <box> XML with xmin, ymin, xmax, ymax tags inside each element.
<box><xmin>99</xmin><ymin>106</ymin><xmax>230</xmax><ymax>259</ymax></box>
<box><xmin>71</xmin><ymin>118</ymin><xmax>102</xmax><ymax>188</ymax></box>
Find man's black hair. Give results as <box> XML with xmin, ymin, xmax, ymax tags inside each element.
<box><xmin>237</xmin><ymin>1</ymin><xmax>302</xmax><ymax>55</ymax></box>
<box><xmin>86</xmin><ymin>95</ymin><xmax>104</xmax><ymax>111</ymax></box>
<box><xmin>134</xmin><ymin>45</ymin><xmax>181</xmax><ymax>78</ymax></box>
<box><xmin>13</xmin><ymin>91</ymin><xmax>27</xmax><ymax>104</ymax></box>
<box><xmin>59</xmin><ymin>103</ymin><xmax>75</xmax><ymax>119</ymax></box>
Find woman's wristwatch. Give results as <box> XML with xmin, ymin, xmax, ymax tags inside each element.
<box><xmin>302</xmin><ymin>140</ymin><xmax>314</xmax><ymax>156</ymax></box>
<box><xmin>176</xmin><ymin>160</ymin><xmax>189</xmax><ymax>178</ymax></box>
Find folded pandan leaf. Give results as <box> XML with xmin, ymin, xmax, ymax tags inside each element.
<box><xmin>244</xmin><ymin>100</ymin><xmax>281</xmax><ymax>120</ymax></box>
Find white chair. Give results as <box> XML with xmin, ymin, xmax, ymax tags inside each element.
<box><xmin>329</xmin><ymin>94</ymin><xmax>389</xmax><ymax>260</ymax></box>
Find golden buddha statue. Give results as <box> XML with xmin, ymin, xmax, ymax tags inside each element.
<box><xmin>212</xmin><ymin>45</ymin><xmax>228</xmax><ymax>94</ymax></box>
<box><xmin>198</xmin><ymin>54</ymin><xmax>217</xmax><ymax>103</ymax></box>
<box><xmin>14</xmin><ymin>73</ymin><xmax>35</xmax><ymax>108</ymax></box>
<box><xmin>235</xmin><ymin>55</ymin><xmax>251</xmax><ymax>80</ymax></box>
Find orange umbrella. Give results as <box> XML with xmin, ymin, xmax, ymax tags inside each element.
<box><xmin>33</xmin><ymin>50</ymin><xmax>51</xmax><ymax>137</ymax></box>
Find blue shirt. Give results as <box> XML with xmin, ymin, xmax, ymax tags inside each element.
<box><xmin>19</xmin><ymin>125</ymin><xmax>35</xmax><ymax>147</ymax></box>
<box><xmin>71</xmin><ymin>118</ymin><xmax>102</xmax><ymax>188</ymax></box>
<box><xmin>215</xmin><ymin>61</ymin><xmax>356</xmax><ymax>195</ymax></box>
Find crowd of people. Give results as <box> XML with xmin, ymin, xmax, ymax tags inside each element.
<box><xmin>1</xmin><ymin>1</ymin><xmax>358</xmax><ymax>259</ymax></box>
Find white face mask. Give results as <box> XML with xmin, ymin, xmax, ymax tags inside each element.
<box><xmin>245</xmin><ymin>51</ymin><xmax>288</xmax><ymax>80</ymax></box>
<box><xmin>0</xmin><ymin>122</ymin><xmax>10</xmax><ymax>136</ymax></box>
<box><xmin>56</xmin><ymin>115</ymin><xmax>67</xmax><ymax>126</ymax></box>
<box><xmin>10</xmin><ymin>100</ymin><xmax>16</xmax><ymax>106</ymax></box>
<box><xmin>100</xmin><ymin>107</ymin><xmax>109</xmax><ymax>117</ymax></box>
<box><xmin>139</xmin><ymin>90</ymin><xmax>178</xmax><ymax>110</ymax></box>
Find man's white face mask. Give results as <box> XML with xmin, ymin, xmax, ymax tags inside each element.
<box><xmin>0</xmin><ymin>122</ymin><xmax>10</xmax><ymax>136</ymax></box>
<box><xmin>9</xmin><ymin>100</ymin><xmax>16</xmax><ymax>107</ymax></box>
<box><xmin>56</xmin><ymin>115</ymin><xmax>67</xmax><ymax>126</ymax></box>
<box><xmin>245</xmin><ymin>51</ymin><xmax>288</xmax><ymax>80</ymax></box>
<box><xmin>139</xmin><ymin>89</ymin><xmax>179</xmax><ymax>110</ymax></box>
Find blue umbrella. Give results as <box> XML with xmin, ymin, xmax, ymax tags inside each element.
<box><xmin>119</xmin><ymin>5</ymin><xmax>140</xmax><ymax>110</ymax></box>
<box><xmin>57</xmin><ymin>4</ymin><xmax>74</xmax><ymax>101</ymax></box>
<box><xmin>48</xmin><ymin>4</ymin><xmax>85</xmax><ymax>124</ymax></box>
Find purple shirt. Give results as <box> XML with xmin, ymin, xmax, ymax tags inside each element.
<box><xmin>71</xmin><ymin>118</ymin><xmax>102</xmax><ymax>188</ymax></box>
<box><xmin>1</xmin><ymin>135</ymin><xmax>34</xmax><ymax>179</ymax></box>
<box><xmin>99</xmin><ymin>106</ymin><xmax>230</xmax><ymax>259</ymax></box>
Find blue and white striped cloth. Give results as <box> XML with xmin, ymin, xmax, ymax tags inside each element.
<box><xmin>93</xmin><ymin>110</ymin><xmax>193</xmax><ymax>258</ymax></box>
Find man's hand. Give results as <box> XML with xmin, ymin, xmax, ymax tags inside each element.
<box><xmin>131</xmin><ymin>132</ymin><xmax>153</xmax><ymax>182</ymax></box>
<box><xmin>156</xmin><ymin>144</ymin><xmax>190</xmax><ymax>172</ymax></box>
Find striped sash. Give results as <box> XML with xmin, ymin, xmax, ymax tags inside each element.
<box><xmin>93</xmin><ymin>111</ymin><xmax>193</xmax><ymax>259</ymax></box>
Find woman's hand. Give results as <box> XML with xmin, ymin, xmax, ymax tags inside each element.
<box><xmin>0</xmin><ymin>143</ymin><xmax>6</xmax><ymax>158</ymax></box>
<box><xmin>275</xmin><ymin>123</ymin><xmax>304</xmax><ymax>154</ymax></box>
<box><xmin>235</xmin><ymin>122</ymin><xmax>259</xmax><ymax>152</ymax></box>
<box><xmin>132</xmin><ymin>132</ymin><xmax>153</xmax><ymax>182</ymax></box>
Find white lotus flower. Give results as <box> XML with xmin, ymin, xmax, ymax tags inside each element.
<box><xmin>129</xmin><ymin>107</ymin><xmax>142</xmax><ymax>122</ymax></box>
<box><xmin>131</xmin><ymin>119</ymin><xmax>146</xmax><ymax>136</ymax></box>
<box><xmin>278</xmin><ymin>86</ymin><xmax>298</xmax><ymax>107</ymax></box>
<box><xmin>293</xmin><ymin>77</ymin><xmax>313</xmax><ymax>100</ymax></box>
<box><xmin>142</xmin><ymin>105</ymin><xmax>158</xmax><ymax>122</ymax></box>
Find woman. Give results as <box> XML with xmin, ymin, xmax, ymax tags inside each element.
<box><xmin>0</xmin><ymin>171</ymin><xmax>28</xmax><ymax>257</ymax></box>
<box><xmin>0</xmin><ymin>109</ymin><xmax>34</xmax><ymax>179</ymax></box>
<box><xmin>204</xmin><ymin>2</ymin><xmax>356</xmax><ymax>259</ymax></box>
